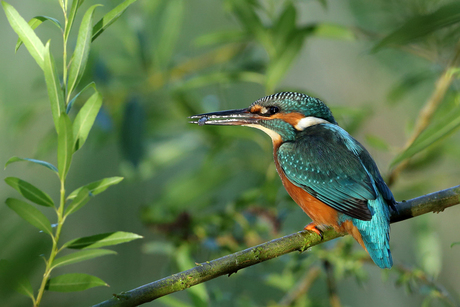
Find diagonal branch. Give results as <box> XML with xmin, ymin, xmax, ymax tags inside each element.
<box><xmin>94</xmin><ymin>185</ymin><xmax>460</xmax><ymax>307</ymax></box>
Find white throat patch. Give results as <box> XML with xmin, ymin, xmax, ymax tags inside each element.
<box><xmin>294</xmin><ymin>116</ymin><xmax>330</xmax><ymax>131</ymax></box>
<box><xmin>244</xmin><ymin>124</ymin><xmax>282</xmax><ymax>144</ymax></box>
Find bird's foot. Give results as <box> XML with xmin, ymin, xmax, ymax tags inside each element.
<box><xmin>304</xmin><ymin>223</ymin><xmax>323</xmax><ymax>240</ymax></box>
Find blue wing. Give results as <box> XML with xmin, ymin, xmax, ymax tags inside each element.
<box><xmin>277</xmin><ymin>124</ymin><xmax>393</xmax><ymax>220</ymax></box>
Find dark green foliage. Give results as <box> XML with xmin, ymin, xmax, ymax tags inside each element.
<box><xmin>373</xmin><ymin>2</ymin><xmax>460</xmax><ymax>51</ymax></box>
<box><xmin>120</xmin><ymin>98</ymin><xmax>145</xmax><ymax>166</ymax></box>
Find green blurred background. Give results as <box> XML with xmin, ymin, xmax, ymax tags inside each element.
<box><xmin>1</xmin><ymin>0</ymin><xmax>460</xmax><ymax>306</ymax></box>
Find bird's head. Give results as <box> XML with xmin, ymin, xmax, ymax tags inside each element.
<box><xmin>189</xmin><ymin>92</ymin><xmax>337</xmax><ymax>143</ymax></box>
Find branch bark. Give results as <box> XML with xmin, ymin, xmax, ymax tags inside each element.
<box><xmin>94</xmin><ymin>185</ymin><xmax>460</xmax><ymax>307</ymax></box>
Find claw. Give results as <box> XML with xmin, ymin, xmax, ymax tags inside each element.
<box><xmin>304</xmin><ymin>223</ymin><xmax>323</xmax><ymax>240</ymax></box>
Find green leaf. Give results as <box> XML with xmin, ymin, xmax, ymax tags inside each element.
<box><xmin>44</xmin><ymin>41</ymin><xmax>66</xmax><ymax>133</ymax></box>
<box><xmin>313</xmin><ymin>23</ymin><xmax>355</xmax><ymax>40</ymax></box>
<box><xmin>266</xmin><ymin>27</ymin><xmax>313</xmax><ymax>92</ymax></box>
<box><xmin>57</xmin><ymin>113</ymin><xmax>74</xmax><ymax>180</ymax></box>
<box><xmin>120</xmin><ymin>99</ymin><xmax>145</xmax><ymax>166</ymax></box>
<box><xmin>73</xmin><ymin>90</ymin><xmax>102</xmax><ymax>151</ymax></box>
<box><xmin>373</xmin><ymin>2</ymin><xmax>460</xmax><ymax>51</ymax></box>
<box><xmin>45</xmin><ymin>273</ymin><xmax>107</xmax><ymax>292</ymax></box>
<box><xmin>63</xmin><ymin>231</ymin><xmax>143</xmax><ymax>249</ymax></box>
<box><xmin>66</xmin><ymin>81</ymin><xmax>96</xmax><ymax>113</ymax></box>
<box><xmin>16</xmin><ymin>15</ymin><xmax>62</xmax><ymax>52</ymax></box>
<box><xmin>67</xmin><ymin>176</ymin><xmax>124</xmax><ymax>200</ymax></box>
<box><xmin>391</xmin><ymin>104</ymin><xmax>460</xmax><ymax>167</ymax></box>
<box><xmin>451</xmin><ymin>242</ymin><xmax>460</xmax><ymax>248</ymax></box>
<box><xmin>5</xmin><ymin>198</ymin><xmax>53</xmax><ymax>235</ymax></box>
<box><xmin>51</xmin><ymin>249</ymin><xmax>116</xmax><ymax>269</ymax></box>
<box><xmin>4</xmin><ymin>156</ymin><xmax>58</xmax><ymax>174</ymax></box>
<box><xmin>2</xmin><ymin>1</ymin><xmax>45</xmax><ymax>69</ymax></box>
<box><xmin>67</xmin><ymin>4</ymin><xmax>100</xmax><ymax>99</ymax></box>
<box><xmin>92</xmin><ymin>0</ymin><xmax>138</xmax><ymax>42</ymax></box>
<box><xmin>155</xmin><ymin>0</ymin><xmax>184</xmax><ymax>69</ymax></box>
<box><xmin>65</xmin><ymin>0</ymin><xmax>86</xmax><ymax>40</ymax></box>
<box><xmin>273</xmin><ymin>3</ymin><xmax>296</xmax><ymax>50</ymax></box>
<box><xmin>65</xmin><ymin>187</ymin><xmax>90</xmax><ymax>216</ymax></box>
<box><xmin>5</xmin><ymin>177</ymin><xmax>54</xmax><ymax>207</ymax></box>
<box><xmin>0</xmin><ymin>260</ymin><xmax>35</xmax><ymax>302</ymax></box>
<box><xmin>229</xmin><ymin>0</ymin><xmax>266</xmax><ymax>45</ymax></box>
<box><xmin>16</xmin><ymin>277</ymin><xmax>34</xmax><ymax>301</ymax></box>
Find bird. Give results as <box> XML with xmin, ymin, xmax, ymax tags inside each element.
<box><xmin>189</xmin><ymin>92</ymin><xmax>396</xmax><ymax>269</ymax></box>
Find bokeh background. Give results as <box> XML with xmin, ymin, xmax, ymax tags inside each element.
<box><xmin>1</xmin><ymin>0</ymin><xmax>460</xmax><ymax>306</ymax></box>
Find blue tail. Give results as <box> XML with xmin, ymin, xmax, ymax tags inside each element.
<box><xmin>352</xmin><ymin>196</ymin><xmax>392</xmax><ymax>269</ymax></box>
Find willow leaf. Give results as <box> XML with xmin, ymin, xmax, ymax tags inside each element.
<box><xmin>2</xmin><ymin>1</ymin><xmax>45</xmax><ymax>69</ymax></box>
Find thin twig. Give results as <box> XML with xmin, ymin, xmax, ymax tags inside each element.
<box><xmin>394</xmin><ymin>264</ymin><xmax>458</xmax><ymax>307</ymax></box>
<box><xmin>93</xmin><ymin>185</ymin><xmax>460</xmax><ymax>307</ymax></box>
<box><xmin>324</xmin><ymin>260</ymin><xmax>341</xmax><ymax>307</ymax></box>
<box><xmin>388</xmin><ymin>43</ymin><xmax>460</xmax><ymax>186</ymax></box>
<box><xmin>146</xmin><ymin>44</ymin><xmax>243</xmax><ymax>91</ymax></box>
<box><xmin>278</xmin><ymin>267</ymin><xmax>321</xmax><ymax>306</ymax></box>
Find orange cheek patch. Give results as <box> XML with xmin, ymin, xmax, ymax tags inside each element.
<box><xmin>249</xmin><ymin>107</ymin><xmax>304</xmax><ymax>127</ymax></box>
<box><xmin>272</xmin><ymin>112</ymin><xmax>304</xmax><ymax>126</ymax></box>
<box><xmin>250</xmin><ymin>105</ymin><xmax>263</xmax><ymax>113</ymax></box>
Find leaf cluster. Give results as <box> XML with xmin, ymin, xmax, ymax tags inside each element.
<box><xmin>2</xmin><ymin>0</ymin><xmax>141</xmax><ymax>304</ymax></box>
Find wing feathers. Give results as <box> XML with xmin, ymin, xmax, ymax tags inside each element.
<box><xmin>278</xmin><ymin>124</ymin><xmax>380</xmax><ymax>220</ymax></box>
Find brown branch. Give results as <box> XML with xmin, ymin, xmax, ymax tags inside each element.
<box><xmin>93</xmin><ymin>185</ymin><xmax>460</xmax><ymax>307</ymax></box>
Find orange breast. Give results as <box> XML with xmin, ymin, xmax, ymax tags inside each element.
<box><xmin>270</xmin><ymin>139</ymin><xmax>368</xmax><ymax>250</ymax></box>
<box><xmin>272</xmin><ymin>141</ymin><xmax>339</xmax><ymax>229</ymax></box>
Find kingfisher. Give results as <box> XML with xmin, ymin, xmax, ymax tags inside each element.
<box><xmin>189</xmin><ymin>92</ymin><xmax>396</xmax><ymax>269</ymax></box>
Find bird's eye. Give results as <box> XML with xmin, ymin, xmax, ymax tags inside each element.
<box><xmin>268</xmin><ymin>106</ymin><xmax>279</xmax><ymax>115</ymax></box>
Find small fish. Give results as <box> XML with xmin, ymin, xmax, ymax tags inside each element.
<box><xmin>198</xmin><ymin>116</ymin><xmax>208</xmax><ymax>126</ymax></box>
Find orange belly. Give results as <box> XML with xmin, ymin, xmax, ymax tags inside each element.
<box><xmin>278</xmin><ymin>169</ymin><xmax>366</xmax><ymax>249</ymax></box>
<box><xmin>279</xmin><ymin>169</ymin><xmax>339</xmax><ymax>228</ymax></box>
<box><xmin>271</xmin><ymin>143</ymin><xmax>338</xmax><ymax>228</ymax></box>
<box><xmin>271</xmin><ymin>144</ymin><xmax>365</xmax><ymax>248</ymax></box>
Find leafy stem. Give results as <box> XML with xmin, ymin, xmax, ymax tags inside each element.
<box><xmin>35</xmin><ymin>1</ymin><xmax>71</xmax><ymax>303</ymax></box>
<box><xmin>2</xmin><ymin>0</ymin><xmax>141</xmax><ymax>304</ymax></box>
<box><xmin>35</xmin><ymin>180</ymin><xmax>67</xmax><ymax>307</ymax></box>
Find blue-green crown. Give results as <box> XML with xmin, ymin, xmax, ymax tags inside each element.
<box><xmin>252</xmin><ymin>92</ymin><xmax>337</xmax><ymax>125</ymax></box>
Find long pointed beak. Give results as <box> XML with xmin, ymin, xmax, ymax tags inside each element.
<box><xmin>189</xmin><ymin>108</ymin><xmax>260</xmax><ymax>126</ymax></box>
